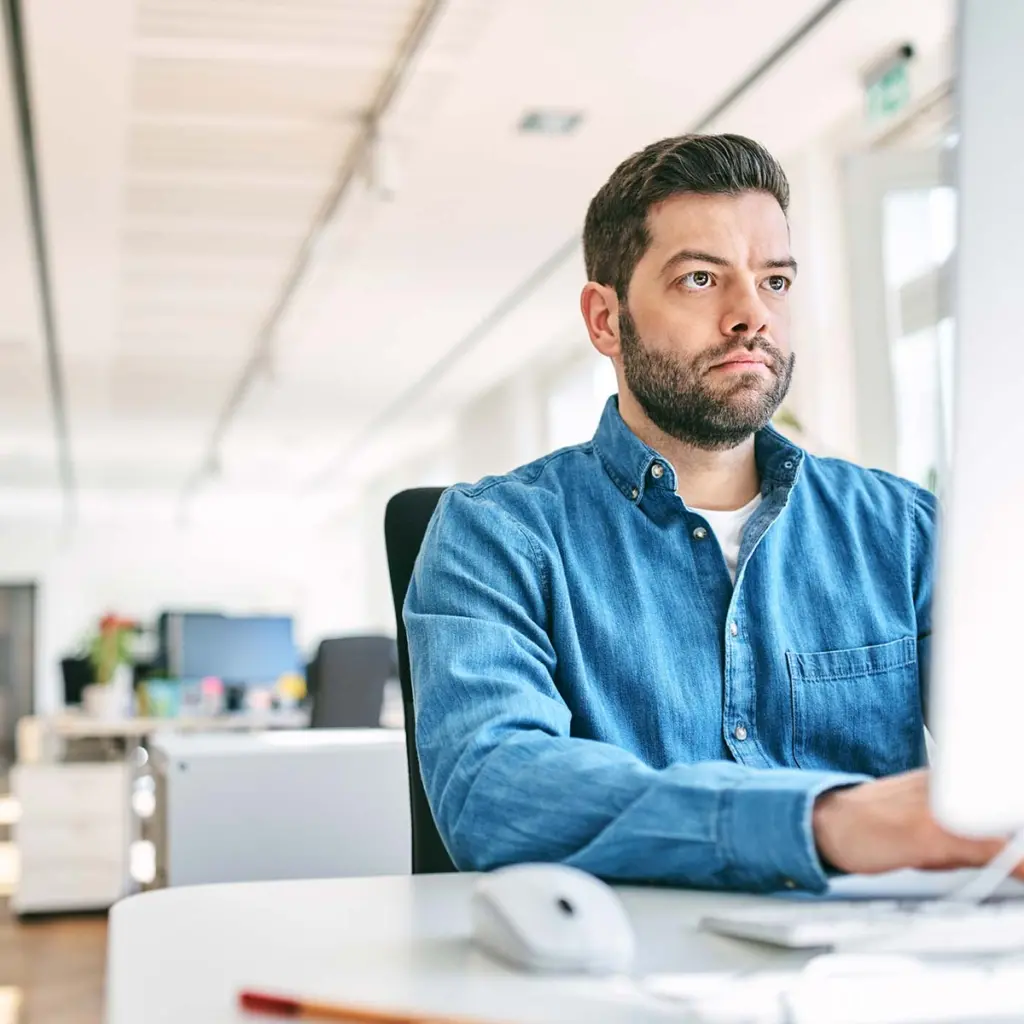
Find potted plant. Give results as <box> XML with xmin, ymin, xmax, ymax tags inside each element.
<box><xmin>82</xmin><ymin>614</ymin><xmax>139</xmax><ymax>719</ymax></box>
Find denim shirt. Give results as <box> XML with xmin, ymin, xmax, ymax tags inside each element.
<box><xmin>405</xmin><ymin>397</ymin><xmax>937</xmax><ymax>892</ymax></box>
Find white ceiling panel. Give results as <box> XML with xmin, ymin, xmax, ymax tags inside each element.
<box><xmin>131</xmin><ymin>58</ymin><xmax>379</xmax><ymax>122</ymax></box>
<box><xmin>122</xmin><ymin>224</ymin><xmax>307</xmax><ymax>261</ymax></box>
<box><xmin>126</xmin><ymin>120</ymin><xmax>357</xmax><ymax>177</ymax></box>
<box><xmin>20</xmin><ymin>0</ymin><xmax>427</xmax><ymax>508</ymax></box>
<box><xmin>124</xmin><ymin>178</ymin><xmax>325</xmax><ymax>222</ymax></box>
<box><xmin>136</xmin><ymin>0</ymin><xmax>416</xmax><ymax>49</ymax></box>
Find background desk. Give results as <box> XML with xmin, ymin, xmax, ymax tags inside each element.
<box><xmin>16</xmin><ymin>709</ymin><xmax>311</xmax><ymax>764</ymax></box>
<box><xmin>107</xmin><ymin>873</ymin><xmax>813</xmax><ymax>1024</ymax></box>
<box><xmin>10</xmin><ymin>709</ymin><xmax>310</xmax><ymax>914</ymax></box>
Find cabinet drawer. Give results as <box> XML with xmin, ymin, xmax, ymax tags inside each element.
<box><xmin>13</xmin><ymin>764</ymin><xmax>128</xmax><ymax>822</ymax></box>
<box><xmin>14</xmin><ymin>863</ymin><xmax>127</xmax><ymax>913</ymax></box>
<box><xmin>16</xmin><ymin>819</ymin><xmax>127</xmax><ymax>865</ymax></box>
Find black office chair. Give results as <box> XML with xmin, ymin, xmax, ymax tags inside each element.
<box><xmin>308</xmin><ymin>636</ymin><xmax>395</xmax><ymax>729</ymax></box>
<box><xmin>384</xmin><ymin>487</ymin><xmax>457</xmax><ymax>874</ymax></box>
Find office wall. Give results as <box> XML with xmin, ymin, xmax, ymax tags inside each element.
<box><xmin>0</xmin><ymin>519</ymin><xmax>363</xmax><ymax>713</ymax></box>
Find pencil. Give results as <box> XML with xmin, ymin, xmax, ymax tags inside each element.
<box><xmin>239</xmin><ymin>989</ymin><xmax>499</xmax><ymax>1024</ymax></box>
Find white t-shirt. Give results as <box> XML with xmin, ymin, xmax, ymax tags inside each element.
<box><xmin>690</xmin><ymin>494</ymin><xmax>763</xmax><ymax>583</ymax></box>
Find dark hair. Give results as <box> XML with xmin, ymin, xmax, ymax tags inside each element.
<box><xmin>583</xmin><ymin>134</ymin><xmax>789</xmax><ymax>299</ymax></box>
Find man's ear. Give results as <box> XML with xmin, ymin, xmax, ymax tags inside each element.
<box><xmin>580</xmin><ymin>282</ymin><xmax>621</xmax><ymax>358</ymax></box>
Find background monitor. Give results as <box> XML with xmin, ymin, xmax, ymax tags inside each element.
<box><xmin>165</xmin><ymin>612</ymin><xmax>299</xmax><ymax>686</ymax></box>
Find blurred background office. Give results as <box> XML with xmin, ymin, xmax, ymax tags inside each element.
<box><xmin>0</xmin><ymin>0</ymin><xmax>956</xmax><ymax>1020</ymax></box>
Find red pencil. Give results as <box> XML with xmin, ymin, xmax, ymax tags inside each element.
<box><xmin>239</xmin><ymin>990</ymin><xmax>499</xmax><ymax>1024</ymax></box>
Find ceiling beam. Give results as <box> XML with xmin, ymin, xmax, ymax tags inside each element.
<box><xmin>1</xmin><ymin>0</ymin><xmax>75</xmax><ymax>521</ymax></box>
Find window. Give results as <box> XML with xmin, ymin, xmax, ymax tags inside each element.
<box><xmin>883</xmin><ymin>186</ymin><xmax>957</xmax><ymax>491</ymax></box>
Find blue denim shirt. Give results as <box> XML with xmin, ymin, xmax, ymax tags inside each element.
<box><xmin>405</xmin><ymin>397</ymin><xmax>936</xmax><ymax>892</ymax></box>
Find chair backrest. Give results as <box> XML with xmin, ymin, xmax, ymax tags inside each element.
<box><xmin>384</xmin><ymin>487</ymin><xmax>456</xmax><ymax>874</ymax></box>
<box><xmin>309</xmin><ymin>635</ymin><xmax>395</xmax><ymax>729</ymax></box>
<box><xmin>61</xmin><ymin>656</ymin><xmax>93</xmax><ymax>706</ymax></box>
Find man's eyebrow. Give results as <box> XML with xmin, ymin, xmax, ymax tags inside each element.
<box><xmin>659</xmin><ymin>250</ymin><xmax>799</xmax><ymax>276</ymax></box>
<box><xmin>660</xmin><ymin>249</ymin><xmax>732</xmax><ymax>275</ymax></box>
<box><xmin>763</xmin><ymin>257</ymin><xmax>799</xmax><ymax>273</ymax></box>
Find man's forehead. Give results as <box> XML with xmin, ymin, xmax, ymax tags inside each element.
<box><xmin>644</xmin><ymin>192</ymin><xmax>789</xmax><ymax>254</ymax></box>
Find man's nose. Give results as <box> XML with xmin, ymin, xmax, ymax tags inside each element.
<box><xmin>720</xmin><ymin>285</ymin><xmax>770</xmax><ymax>340</ymax></box>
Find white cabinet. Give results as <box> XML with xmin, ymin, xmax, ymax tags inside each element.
<box><xmin>149</xmin><ymin>729</ymin><xmax>411</xmax><ymax>887</ymax></box>
<box><xmin>11</xmin><ymin>762</ymin><xmax>132</xmax><ymax>913</ymax></box>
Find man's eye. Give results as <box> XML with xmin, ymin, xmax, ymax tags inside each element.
<box><xmin>765</xmin><ymin>275</ymin><xmax>791</xmax><ymax>294</ymax></box>
<box><xmin>680</xmin><ymin>270</ymin><xmax>713</xmax><ymax>290</ymax></box>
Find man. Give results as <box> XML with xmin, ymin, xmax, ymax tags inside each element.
<box><xmin>404</xmin><ymin>134</ymin><xmax>1019</xmax><ymax>891</ymax></box>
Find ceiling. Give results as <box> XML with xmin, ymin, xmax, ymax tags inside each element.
<box><xmin>0</xmin><ymin>0</ymin><xmax>954</xmax><ymax>527</ymax></box>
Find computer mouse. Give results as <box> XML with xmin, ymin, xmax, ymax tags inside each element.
<box><xmin>470</xmin><ymin>863</ymin><xmax>636</xmax><ymax>975</ymax></box>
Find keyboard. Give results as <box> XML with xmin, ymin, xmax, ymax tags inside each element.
<box><xmin>699</xmin><ymin>899</ymin><xmax>1024</xmax><ymax>953</ymax></box>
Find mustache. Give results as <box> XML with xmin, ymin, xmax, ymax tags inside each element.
<box><xmin>700</xmin><ymin>336</ymin><xmax>784</xmax><ymax>372</ymax></box>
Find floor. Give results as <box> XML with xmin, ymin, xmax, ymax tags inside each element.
<box><xmin>0</xmin><ymin>790</ymin><xmax>107</xmax><ymax>1024</ymax></box>
<box><xmin>0</xmin><ymin>904</ymin><xmax>107</xmax><ymax>1024</ymax></box>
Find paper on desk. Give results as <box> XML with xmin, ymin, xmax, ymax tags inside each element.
<box><xmin>782</xmin><ymin>868</ymin><xmax>1024</xmax><ymax>902</ymax></box>
<box><xmin>647</xmin><ymin>961</ymin><xmax>1024</xmax><ymax>1023</ymax></box>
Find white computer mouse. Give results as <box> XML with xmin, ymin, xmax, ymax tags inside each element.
<box><xmin>470</xmin><ymin>863</ymin><xmax>636</xmax><ymax>975</ymax></box>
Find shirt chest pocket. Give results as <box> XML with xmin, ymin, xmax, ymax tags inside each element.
<box><xmin>786</xmin><ymin>637</ymin><xmax>925</xmax><ymax>777</ymax></box>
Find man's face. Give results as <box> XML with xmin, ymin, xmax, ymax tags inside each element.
<box><xmin>618</xmin><ymin>191</ymin><xmax>796</xmax><ymax>450</ymax></box>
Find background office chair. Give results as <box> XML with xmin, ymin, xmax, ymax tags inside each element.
<box><xmin>308</xmin><ymin>635</ymin><xmax>396</xmax><ymax>729</ymax></box>
<box><xmin>60</xmin><ymin>656</ymin><xmax>94</xmax><ymax>706</ymax></box>
<box><xmin>384</xmin><ymin>487</ymin><xmax>456</xmax><ymax>874</ymax></box>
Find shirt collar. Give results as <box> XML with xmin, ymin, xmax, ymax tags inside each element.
<box><xmin>592</xmin><ymin>395</ymin><xmax>805</xmax><ymax>508</ymax></box>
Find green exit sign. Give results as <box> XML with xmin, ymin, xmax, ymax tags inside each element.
<box><xmin>866</xmin><ymin>55</ymin><xmax>912</xmax><ymax>123</ymax></box>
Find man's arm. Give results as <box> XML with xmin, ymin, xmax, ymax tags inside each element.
<box><xmin>404</xmin><ymin>487</ymin><xmax>864</xmax><ymax>892</ymax></box>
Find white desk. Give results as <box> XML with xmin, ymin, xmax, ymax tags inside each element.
<box><xmin>16</xmin><ymin>709</ymin><xmax>311</xmax><ymax>763</ymax></box>
<box><xmin>107</xmin><ymin>873</ymin><xmax>813</xmax><ymax>1024</ymax></box>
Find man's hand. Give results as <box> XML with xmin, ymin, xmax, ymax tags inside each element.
<box><xmin>812</xmin><ymin>769</ymin><xmax>1024</xmax><ymax>879</ymax></box>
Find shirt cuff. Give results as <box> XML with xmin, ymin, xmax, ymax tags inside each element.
<box><xmin>719</xmin><ymin>769</ymin><xmax>871</xmax><ymax>892</ymax></box>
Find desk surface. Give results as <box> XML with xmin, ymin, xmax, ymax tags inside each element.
<box><xmin>33</xmin><ymin>708</ymin><xmax>311</xmax><ymax>737</ymax></box>
<box><xmin>148</xmin><ymin>726</ymin><xmax>404</xmax><ymax>760</ymax></box>
<box><xmin>107</xmin><ymin>873</ymin><xmax>813</xmax><ymax>1024</ymax></box>
<box><xmin>17</xmin><ymin>710</ymin><xmax>312</xmax><ymax>762</ymax></box>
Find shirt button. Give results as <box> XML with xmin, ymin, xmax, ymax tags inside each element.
<box><xmin>734</xmin><ymin>724</ymin><xmax>748</xmax><ymax>741</ymax></box>
<box><xmin>630</xmin><ymin>487</ymin><xmax>639</xmax><ymax>500</ymax></box>
<box><xmin>730</xmin><ymin>622</ymin><xmax>739</xmax><ymax>637</ymax></box>
<box><xmin>783</xmin><ymin>460</ymin><xmax>794</xmax><ymax>470</ymax></box>
<box><xmin>693</xmin><ymin>526</ymin><xmax>707</xmax><ymax>540</ymax></box>
<box><xmin>783</xmin><ymin>878</ymin><xmax>797</xmax><ymax>890</ymax></box>
<box><xmin>650</xmin><ymin>462</ymin><xmax>665</xmax><ymax>479</ymax></box>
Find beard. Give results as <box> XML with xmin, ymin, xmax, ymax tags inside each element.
<box><xmin>618</xmin><ymin>306</ymin><xmax>795</xmax><ymax>451</ymax></box>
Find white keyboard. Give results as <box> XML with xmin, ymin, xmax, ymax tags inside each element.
<box><xmin>700</xmin><ymin>899</ymin><xmax>1024</xmax><ymax>953</ymax></box>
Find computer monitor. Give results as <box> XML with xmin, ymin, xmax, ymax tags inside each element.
<box><xmin>163</xmin><ymin>612</ymin><xmax>299</xmax><ymax>686</ymax></box>
<box><xmin>931</xmin><ymin>0</ymin><xmax>1024</xmax><ymax>834</ymax></box>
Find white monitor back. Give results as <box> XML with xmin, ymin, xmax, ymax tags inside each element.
<box><xmin>931</xmin><ymin>0</ymin><xmax>1024</xmax><ymax>833</ymax></box>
